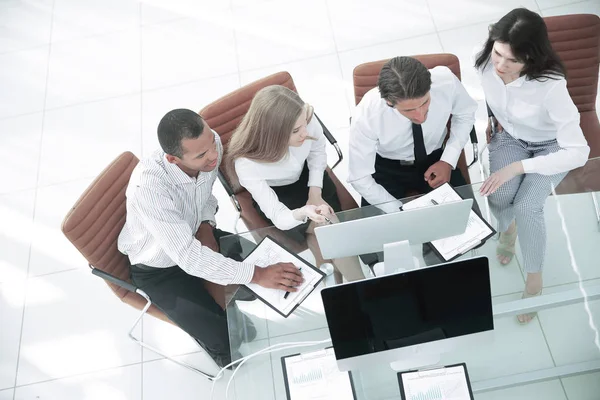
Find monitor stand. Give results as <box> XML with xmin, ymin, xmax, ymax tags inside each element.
<box><xmin>382</xmin><ymin>240</ymin><xmax>420</xmax><ymax>275</ymax></box>
<box><xmin>389</xmin><ymin>353</ymin><xmax>441</xmax><ymax>372</ymax></box>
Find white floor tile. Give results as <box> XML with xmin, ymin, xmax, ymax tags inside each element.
<box><xmin>14</xmin><ymin>364</ymin><xmax>142</xmax><ymax>400</ymax></box>
<box><xmin>39</xmin><ymin>95</ymin><xmax>142</xmax><ymax>187</ymax></box>
<box><xmin>0</xmin><ymin>389</ymin><xmax>13</xmax><ymax>400</ymax></box>
<box><xmin>239</xmin><ymin>54</ymin><xmax>350</xmax><ymax>130</ymax></box>
<box><xmin>142</xmin><ymin>351</ymin><xmax>233</xmax><ymax>400</ymax></box>
<box><xmin>441</xmin><ymin>317</ymin><xmax>555</xmax><ymax>381</ymax></box>
<box><xmin>0</xmin><ymin>114</ymin><xmax>43</xmax><ymax>194</ymax></box>
<box><xmin>16</xmin><ymin>269</ymin><xmax>142</xmax><ymax>386</ymax></box>
<box><xmin>0</xmin><ymin>0</ymin><xmax>53</xmax><ymax>54</ymax></box>
<box><xmin>562</xmin><ymin>371</ymin><xmax>600</xmax><ymax>400</ymax></box>
<box><xmin>327</xmin><ymin>0</ymin><xmax>435</xmax><ymax>52</ymax></box>
<box><xmin>475</xmin><ymin>380</ymin><xmax>567</xmax><ymax>400</ymax></box>
<box><xmin>141</xmin><ymin>74</ymin><xmax>240</xmax><ymax>156</ymax></box>
<box><xmin>0</xmin><ymin>47</ymin><xmax>49</xmax><ymax>119</ymax></box>
<box><xmin>538</xmin><ymin>298</ymin><xmax>600</xmax><ymax>366</ymax></box>
<box><xmin>141</xmin><ymin>16</ymin><xmax>237</xmax><ymax>90</ymax></box>
<box><xmin>234</xmin><ymin>0</ymin><xmax>335</xmax><ymax>71</ymax></box>
<box><xmin>142</xmin><ymin>0</ymin><xmax>233</xmax><ymax>26</ymax></box>
<box><xmin>51</xmin><ymin>0</ymin><xmax>140</xmax><ymax>43</ymax></box>
<box><xmin>541</xmin><ymin>0</ymin><xmax>600</xmax><ymax>16</ymax></box>
<box><xmin>429</xmin><ymin>0</ymin><xmax>541</xmax><ymax>32</ymax></box>
<box><xmin>140</xmin><ymin>315</ymin><xmax>203</xmax><ymax>363</ymax></box>
<box><xmin>0</xmin><ymin>191</ymin><xmax>36</xmax><ymax>283</ymax></box>
<box><xmin>27</xmin><ymin>179</ymin><xmax>93</xmax><ymax>277</ymax></box>
<box><xmin>437</xmin><ymin>22</ymin><xmax>491</xmax><ymax>101</ymax></box>
<box><xmin>232</xmin><ymin>338</ymin><xmax>276</xmax><ymax>400</ymax></box>
<box><xmin>45</xmin><ymin>30</ymin><xmax>140</xmax><ymax>109</ymax></box>
<box><xmin>0</xmin><ymin>280</ymin><xmax>25</xmax><ymax>390</ymax></box>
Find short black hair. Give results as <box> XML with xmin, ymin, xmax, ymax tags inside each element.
<box><xmin>157</xmin><ymin>109</ymin><xmax>205</xmax><ymax>158</ymax></box>
<box><xmin>377</xmin><ymin>57</ymin><xmax>432</xmax><ymax>106</ymax></box>
<box><xmin>474</xmin><ymin>8</ymin><xmax>565</xmax><ymax>80</ymax></box>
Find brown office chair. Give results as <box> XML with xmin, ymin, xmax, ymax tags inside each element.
<box><xmin>199</xmin><ymin>72</ymin><xmax>358</xmax><ymax>253</ymax></box>
<box><xmin>546</xmin><ymin>14</ymin><xmax>600</xmax><ymax>194</ymax></box>
<box><xmin>61</xmin><ymin>151</ymin><xmax>216</xmax><ymax>380</ymax></box>
<box><xmin>352</xmin><ymin>53</ymin><xmax>477</xmax><ymax>188</ymax></box>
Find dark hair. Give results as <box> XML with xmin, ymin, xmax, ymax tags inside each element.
<box><xmin>474</xmin><ymin>8</ymin><xmax>565</xmax><ymax>80</ymax></box>
<box><xmin>377</xmin><ymin>57</ymin><xmax>432</xmax><ymax>105</ymax></box>
<box><xmin>157</xmin><ymin>109</ymin><xmax>205</xmax><ymax>158</ymax></box>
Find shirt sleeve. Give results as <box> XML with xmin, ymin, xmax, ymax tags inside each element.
<box><xmin>130</xmin><ymin>185</ymin><xmax>255</xmax><ymax>285</ymax></box>
<box><xmin>200</xmin><ymin>193</ymin><xmax>218</xmax><ymax>223</ymax></box>
<box><xmin>440</xmin><ymin>73</ymin><xmax>478</xmax><ymax>168</ymax></box>
<box><xmin>235</xmin><ymin>160</ymin><xmax>305</xmax><ymax>230</ymax></box>
<box><xmin>521</xmin><ymin>79</ymin><xmax>590</xmax><ymax>175</ymax></box>
<box><xmin>347</xmin><ymin>118</ymin><xmax>397</xmax><ymax>207</ymax></box>
<box><xmin>306</xmin><ymin>116</ymin><xmax>328</xmax><ymax>188</ymax></box>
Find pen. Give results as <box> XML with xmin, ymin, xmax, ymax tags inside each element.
<box><xmin>324</xmin><ymin>216</ymin><xmax>333</xmax><ymax>225</ymax></box>
<box><xmin>431</xmin><ymin>199</ymin><xmax>439</xmax><ymax>205</ymax></box>
<box><xmin>283</xmin><ymin>267</ymin><xmax>302</xmax><ymax>299</ymax></box>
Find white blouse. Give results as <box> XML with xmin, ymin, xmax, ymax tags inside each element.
<box><xmin>479</xmin><ymin>63</ymin><xmax>589</xmax><ymax>175</ymax></box>
<box><xmin>234</xmin><ymin>115</ymin><xmax>328</xmax><ymax>230</ymax></box>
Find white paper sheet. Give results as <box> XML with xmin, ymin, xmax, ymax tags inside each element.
<box><xmin>283</xmin><ymin>348</ymin><xmax>355</xmax><ymax>400</ymax></box>
<box><xmin>244</xmin><ymin>237</ymin><xmax>323</xmax><ymax>316</ymax></box>
<box><xmin>400</xmin><ymin>365</ymin><xmax>473</xmax><ymax>400</ymax></box>
<box><xmin>402</xmin><ymin>183</ymin><xmax>493</xmax><ymax>260</ymax></box>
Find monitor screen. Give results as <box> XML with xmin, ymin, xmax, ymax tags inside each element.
<box><xmin>321</xmin><ymin>257</ymin><xmax>493</xmax><ymax>360</ymax></box>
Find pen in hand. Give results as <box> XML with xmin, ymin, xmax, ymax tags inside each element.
<box><xmin>283</xmin><ymin>267</ymin><xmax>302</xmax><ymax>299</ymax></box>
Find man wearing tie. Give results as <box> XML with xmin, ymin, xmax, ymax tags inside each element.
<box><xmin>348</xmin><ymin>56</ymin><xmax>477</xmax><ymax>208</ymax></box>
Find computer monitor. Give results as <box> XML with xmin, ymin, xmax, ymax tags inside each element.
<box><xmin>314</xmin><ymin>199</ymin><xmax>472</xmax><ymax>273</ymax></box>
<box><xmin>320</xmin><ymin>256</ymin><xmax>494</xmax><ymax>372</ymax></box>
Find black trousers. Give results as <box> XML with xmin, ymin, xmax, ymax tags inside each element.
<box><xmin>129</xmin><ymin>228</ymin><xmax>244</xmax><ymax>360</ymax></box>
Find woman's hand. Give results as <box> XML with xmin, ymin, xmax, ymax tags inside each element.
<box><xmin>294</xmin><ymin>205</ymin><xmax>331</xmax><ymax>223</ymax></box>
<box><xmin>306</xmin><ymin>186</ymin><xmax>334</xmax><ymax>215</ymax></box>
<box><xmin>480</xmin><ymin>162</ymin><xmax>524</xmax><ymax>196</ymax></box>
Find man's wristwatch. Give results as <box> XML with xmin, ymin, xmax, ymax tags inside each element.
<box><xmin>201</xmin><ymin>220</ymin><xmax>216</xmax><ymax>228</ymax></box>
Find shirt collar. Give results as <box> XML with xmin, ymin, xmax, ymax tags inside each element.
<box><xmin>161</xmin><ymin>152</ymin><xmax>206</xmax><ymax>186</ymax></box>
<box><xmin>492</xmin><ymin>68</ymin><xmax>527</xmax><ymax>87</ymax></box>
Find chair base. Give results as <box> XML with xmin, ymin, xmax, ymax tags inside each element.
<box><xmin>132</xmin><ymin>290</ymin><xmax>217</xmax><ymax>380</ymax></box>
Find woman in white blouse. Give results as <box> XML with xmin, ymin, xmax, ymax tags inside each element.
<box><xmin>227</xmin><ymin>86</ymin><xmax>365</xmax><ymax>282</ymax></box>
<box><xmin>476</xmin><ymin>8</ymin><xmax>590</xmax><ymax>324</ymax></box>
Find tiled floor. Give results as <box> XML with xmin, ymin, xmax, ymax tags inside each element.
<box><xmin>0</xmin><ymin>0</ymin><xmax>599</xmax><ymax>399</ymax></box>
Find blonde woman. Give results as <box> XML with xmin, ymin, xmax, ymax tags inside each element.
<box><xmin>227</xmin><ymin>85</ymin><xmax>365</xmax><ymax>282</ymax></box>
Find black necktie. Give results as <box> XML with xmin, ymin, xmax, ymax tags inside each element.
<box><xmin>412</xmin><ymin>123</ymin><xmax>427</xmax><ymax>169</ymax></box>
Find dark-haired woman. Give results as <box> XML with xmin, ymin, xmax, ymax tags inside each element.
<box><xmin>475</xmin><ymin>8</ymin><xmax>589</xmax><ymax>324</ymax></box>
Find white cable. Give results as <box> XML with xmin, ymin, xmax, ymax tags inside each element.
<box><xmin>209</xmin><ymin>338</ymin><xmax>332</xmax><ymax>400</ymax></box>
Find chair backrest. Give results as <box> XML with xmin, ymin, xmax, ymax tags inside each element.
<box><xmin>353</xmin><ymin>54</ymin><xmax>461</xmax><ymax>105</ymax></box>
<box><xmin>545</xmin><ymin>14</ymin><xmax>600</xmax><ymax>114</ymax></box>
<box><xmin>61</xmin><ymin>152</ymin><xmax>139</xmax><ymax>301</ymax></box>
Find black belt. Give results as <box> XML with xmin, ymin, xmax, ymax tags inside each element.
<box><xmin>131</xmin><ymin>263</ymin><xmax>174</xmax><ymax>272</ymax></box>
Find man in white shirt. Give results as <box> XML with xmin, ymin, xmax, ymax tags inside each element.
<box><xmin>348</xmin><ymin>56</ymin><xmax>478</xmax><ymax>208</ymax></box>
<box><xmin>118</xmin><ymin>109</ymin><xmax>303</xmax><ymax>368</ymax></box>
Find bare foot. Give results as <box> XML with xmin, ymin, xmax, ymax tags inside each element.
<box><xmin>517</xmin><ymin>275</ymin><xmax>542</xmax><ymax>324</ymax></box>
<box><xmin>497</xmin><ymin>221</ymin><xmax>517</xmax><ymax>265</ymax></box>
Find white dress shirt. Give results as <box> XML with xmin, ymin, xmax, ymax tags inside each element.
<box><xmin>348</xmin><ymin>66</ymin><xmax>477</xmax><ymax>206</ymax></box>
<box><xmin>479</xmin><ymin>63</ymin><xmax>590</xmax><ymax>175</ymax></box>
<box><xmin>118</xmin><ymin>132</ymin><xmax>255</xmax><ymax>286</ymax></box>
<box><xmin>235</xmin><ymin>116</ymin><xmax>328</xmax><ymax>230</ymax></box>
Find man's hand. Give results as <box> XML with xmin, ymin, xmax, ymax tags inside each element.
<box><xmin>307</xmin><ymin>186</ymin><xmax>334</xmax><ymax>215</ymax></box>
<box><xmin>424</xmin><ymin>161</ymin><xmax>452</xmax><ymax>189</ymax></box>
<box><xmin>196</xmin><ymin>222</ymin><xmax>219</xmax><ymax>252</ymax></box>
<box><xmin>251</xmin><ymin>262</ymin><xmax>304</xmax><ymax>291</ymax></box>
<box><xmin>480</xmin><ymin>161</ymin><xmax>524</xmax><ymax>196</ymax></box>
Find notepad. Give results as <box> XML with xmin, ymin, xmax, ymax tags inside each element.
<box><xmin>397</xmin><ymin>363</ymin><xmax>475</xmax><ymax>400</ymax></box>
<box><xmin>243</xmin><ymin>236</ymin><xmax>325</xmax><ymax>318</ymax></box>
<box><xmin>402</xmin><ymin>183</ymin><xmax>496</xmax><ymax>261</ymax></box>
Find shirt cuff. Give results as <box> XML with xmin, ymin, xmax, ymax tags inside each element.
<box><xmin>520</xmin><ymin>158</ymin><xmax>537</xmax><ymax>174</ymax></box>
<box><xmin>440</xmin><ymin>147</ymin><xmax>461</xmax><ymax>169</ymax></box>
<box><xmin>232</xmin><ymin>261</ymin><xmax>256</xmax><ymax>285</ymax></box>
<box><xmin>307</xmin><ymin>169</ymin><xmax>325</xmax><ymax>188</ymax></box>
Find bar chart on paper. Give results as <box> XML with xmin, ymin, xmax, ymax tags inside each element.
<box><xmin>401</xmin><ymin>365</ymin><xmax>472</xmax><ymax>400</ymax></box>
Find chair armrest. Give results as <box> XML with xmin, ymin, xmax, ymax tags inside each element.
<box><xmin>467</xmin><ymin>126</ymin><xmax>479</xmax><ymax>168</ymax></box>
<box><xmin>314</xmin><ymin>113</ymin><xmax>343</xmax><ymax>170</ymax></box>
<box><xmin>91</xmin><ymin>267</ymin><xmax>138</xmax><ymax>293</ymax></box>
<box><xmin>218</xmin><ymin>168</ymin><xmax>241</xmax><ymax>212</ymax></box>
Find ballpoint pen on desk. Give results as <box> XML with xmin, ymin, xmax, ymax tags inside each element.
<box><xmin>431</xmin><ymin>199</ymin><xmax>439</xmax><ymax>205</ymax></box>
<box><xmin>283</xmin><ymin>267</ymin><xmax>302</xmax><ymax>299</ymax></box>
<box><xmin>324</xmin><ymin>216</ymin><xmax>333</xmax><ymax>225</ymax></box>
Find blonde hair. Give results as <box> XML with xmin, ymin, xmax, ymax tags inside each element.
<box><xmin>226</xmin><ymin>85</ymin><xmax>315</xmax><ymax>188</ymax></box>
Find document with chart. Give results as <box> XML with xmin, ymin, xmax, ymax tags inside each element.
<box><xmin>281</xmin><ymin>347</ymin><xmax>356</xmax><ymax>400</ymax></box>
<box><xmin>402</xmin><ymin>183</ymin><xmax>496</xmax><ymax>261</ymax></box>
<box><xmin>243</xmin><ymin>236</ymin><xmax>325</xmax><ymax>318</ymax></box>
<box><xmin>397</xmin><ymin>363</ymin><xmax>474</xmax><ymax>400</ymax></box>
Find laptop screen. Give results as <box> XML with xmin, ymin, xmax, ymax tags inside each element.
<box><xmin>321</xmin><ymin>257</ymin><xmax>493</xmax><ymax>360</ymax></box>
